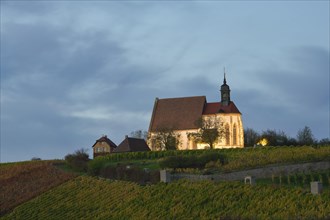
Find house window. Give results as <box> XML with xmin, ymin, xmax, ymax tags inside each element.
<box><xmin>225</xmin><ymin>124</ymin><xmax>230</xmax><ymax>145</ymax></box>
<box><xmin>233</xmin><ymin>124</ymin><xmax>237</xmax><ymax>145</ymax></box>
<box><xmin>97</xmin><ymin>147</ymin><xmax>104</xmax><ymax>153</ymax></box>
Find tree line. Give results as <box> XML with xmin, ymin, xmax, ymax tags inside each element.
<box><xmin>244</xmin><ymin>126</ymin><xmax>330</xmax><ymax>147</ymax></box>
<box><xmin>131</xmin><ymin>124</ymin><xmax>329</xmax><ymax>150</ymax></box>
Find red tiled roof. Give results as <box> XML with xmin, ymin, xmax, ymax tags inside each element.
<box><xmin>149</xmin><ymin>97</ymin><xmax>241</xmax><ymax>132</ymax></box>
<box><xmin>148</xmin><ymin>96</ymin><xmax>206</xmax><ymax>132</ymax></box>
<box><xmin>203</xmin><ymin>101</ymin><xmax>241</xmax><ymax>115</ymax></box>
<box><xmin>92</xmin><ymin>136</ymin><xmax>117</xmax><ymax>148</ymax></box>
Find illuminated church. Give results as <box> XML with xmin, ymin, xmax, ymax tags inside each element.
<box><xmin>148</xmin><ymin>73</ymin><xmax>244</xmax><ymax>150</ymax></box>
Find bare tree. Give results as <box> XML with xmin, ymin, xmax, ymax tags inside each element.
<box><xmin>260</xmin><ymin>129</ymin><xmax>290</xmax><ymax>146</ymax></box>
<box><xmin>148</xmin><ymin>127</ymin><xmax>181</xmax><ymax>151</ymax></box>
<box><xmin>297</xmin><ymin>126</ymin><xmax>315</xmax><ymax>145</ymax></box>
<box><xmin>244</xmin><ymin>128</ymin><xmax>260</xmax><ymax>147</ymax></box>
<box><xmin>318</xmin><ymin>138</ymin><xmax>330</xmax><ymax>146</ymax></box>
<box><xmin>130</xmin><ymin>130</ymin><xmax>148</xmax><ymax>140</ymax></box>
<box><xmin>190</xmin><ymin>117</ymin><xmax>225</xmax><ymax>149</ymax></box>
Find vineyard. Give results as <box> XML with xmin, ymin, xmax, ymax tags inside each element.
<box><xmin>93</xmin><ymin>145</ymin><xmax>330</xmax><ymax>162</ymax></box>
<box><xmin>220</xmin><ymin>145</ymin><xmax>330</xmax><ymax>172</ymax></box>
<box><xmin>0</xmin><ymin>161</ymin><xmax>76</xmax><ymax>216</ymax></box>
<box><xmin>88</xmin><ymin>146</ymin><xmax>330</xmax><ymax>174</ymax></box>
<box><xmin>2</xmin><ymin>176</ymin><xmax>330</xmax><ymax>220</ymax></box>
<box><xmin>1</xmin><ymin>146</ymin><xmax>329</xmax><ymax>219</ymax></box>
<box><xmin>258</xmin><ymin>170</ymin><xmax>330</xmax><ymax>187</ymax></box>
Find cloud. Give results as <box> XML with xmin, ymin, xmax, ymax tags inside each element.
<box><xmin>235</xmin><ymin>46</ymin><xmax>329</xmax><ymax>139</ymax></box>
<box><xmin>1</xmin><ymin>2</ymin><xmax>329</xmax><ymax>162</ymax></box>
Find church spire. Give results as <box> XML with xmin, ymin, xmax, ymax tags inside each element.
<box><xmin>220</xmin><ymin>68</ymin><xmax>230</xmax><ymax>106</ymax></box>
<box><xmin>223</xmin><ymin>67</ymin><xmax>227</xmax><ymax>85</ymax></box>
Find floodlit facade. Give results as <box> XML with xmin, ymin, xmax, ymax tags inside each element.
<box><xmin>148</xmin><ymin>74</ymin><xmax>244</xmax><ymax>150</ymax></box>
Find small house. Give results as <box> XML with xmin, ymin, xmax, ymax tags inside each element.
<box><xmin>113</xmin><ymin>136</ymin><xmax>151</xmax><ymax>153</ymax></box>
<box><xmin>92</xmin><ymin>135</ymin><xmax>117</xmax><ymax>158</ymax></box>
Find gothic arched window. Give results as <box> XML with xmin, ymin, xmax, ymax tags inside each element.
<box><xmin>233</xmin><ymin>124</ymin><xmax>237</xmax><ymax>145</ymax></box>
<box><xmin>225</xmin><ymin>123</ymin><xmax>230</xmax><ymax>145</ymax></box>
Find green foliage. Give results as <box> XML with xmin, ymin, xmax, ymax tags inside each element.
<box><xmin>91</xmin><ymin>146</ymin><xmax>330</xmax><ymax>173</ymax></box>
<box><xmin>297</xmin><ymin>126</ymin><xmax>316</xmax><ymax>145</ymax></box>
<box><xmin>265</xmin><ymin>170</ymin><xmax>330</xmax><ymax>187</ymax></box>
<box><xmin>244</xmin><ymin>127</ymin><xmax>260</xmax><ymax>147</ymax></box>
<box><xmin>65</xmin><ymin>149</ymin><xmax>89</xmax><ymax>172</ymax></box>
<box><xmin>149</xmin><ymin>127</ymin><xmax>181</xmax><ymax>150</ymax></box>
<box><xmin>204</xmin><ymin>160</ymin><xmax>223</xmax><ymax>169</ymax></box>
<box><xmin>87</xmin><ymin>159</ymin><xmax>105</xmax><ymax>176</ymax></box>
<box><xmin>99</xmin><ymin>164</ymin><xmax>159</xmax><ymax>184</ymax></box>
<box><xmin>190</xmin><ymin>117</ymin><xmax>225</xmax><ymax>149</ymax></box>
<box><xmin>220</xmin><ymin>146</ymin><xmax>330</xmax><ymax>172</ymax></box>
<box><xmin>318</xmin><ymin>138</ymin><xmax>330</xmax><ymax>146</ymax></box>
<box><xmin>158</xmin><ymin>152</ymin><xmax>228</xmax><ymax>169</ymax></box>
<box><xmin>88</xmin><ymin>159</ymin><xmax>160</xmax><ymax>183</ymax></box>
<box><xmin>198</xmin><ymin>152</ymin><xmax>227</xmax><ymax>166</ymax></box>
<box><xmin>259</xmin><ymin>129</ymin><xmax>290</xmax><ymax>146</ymax></box>
<box><xmin>244</xmin><ymin>126</ymin><xmax>325</xmax><ymax>147</ymax></box>
<box><xmin>3</xmin><ymin>176</ymin><xmax>330</xmax><ymax>220</ymax></box>
<box><xmin>158</xmin><ymin>155</ymin><xmax>198</xmax><ymax>169</ymax></box>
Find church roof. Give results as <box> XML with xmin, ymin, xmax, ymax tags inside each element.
<box><xmin>149</xmin><ymin>96</ymin><xmax>206</xmax><ymax>132</ymax></box>
<box><xmin>149</xmin><ymin>96</ymin><xmax>241</xmax><ymax>132</ymax></box>
<box><xmin>113</xmin><ymin>137</ymin><xmax>151</xmax><ymax>152</ymax></box>
<box><xmin>203</xmin><ymin>101</ymin><xmax>241</xmax><ymax>114</ymax></box>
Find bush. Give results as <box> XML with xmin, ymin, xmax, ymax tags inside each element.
<box><xmin>198</xmin><ymin>152</ymin><xmax>227</xmax><ymax>167</ymax></box>
<box><xmin>31</xmin><ymin>157</ymin><xmax>41</xmax><ymax>161</ymax></box>
<box><xmin>99</xmin><ymin>163</ymin><xmax>159</xmax><ymax>184</ymax></box>
<box><xmin>65</xmin><ymin>149</ymin><xmax>90</xmax><ymax>172</ymax></box>
<box><xmin>87</xmin><ymin>159</ymin><xmax>105</xmax><ymax>176</ymax></box>
<box><xmin>159</xmin><ymin>155</ymin><xmax>198</xmax><ymax>169</ymax></box>
<box><xmin>205</xmin><ymin>160</ymin><xmax>223</xmax><ymax>169</ymax></box>
<box><xmin>159</xmin><ymin>156</ymin><xmax>180</xmax><ymax>169</ymax></box>
<box><xmin>158</xmin><ymin>153</ymin><xmax>227</xmax><ymax>169</ymax></box>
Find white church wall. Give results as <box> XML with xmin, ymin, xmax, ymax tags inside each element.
<box><xmin>148</xmin><ymin>113</ymin><xmax>244</xmax><ymax>150</ymax></box>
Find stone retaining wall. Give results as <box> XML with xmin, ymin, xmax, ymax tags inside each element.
<box><xmin>161</xmin><ymin>161</ymin><xmax>330</xmax><ymax>183</ymax></box>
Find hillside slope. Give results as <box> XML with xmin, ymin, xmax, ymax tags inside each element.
<box><xmin>2</xmin><ymin>176</ymin><xmax>330</xmax><ymax>220</ymax></box>
<box><xmin>0</xmin><ymin>161</ymin><xmax>76</xmax><ymax>216</ymax></box>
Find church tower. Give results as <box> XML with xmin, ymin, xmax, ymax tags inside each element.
<box><xmin>220</xmin><ymin>71</ymin><xmax>231</xmax><ymax>106</ymax></box>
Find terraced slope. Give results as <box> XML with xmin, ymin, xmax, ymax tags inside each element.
<box><xmin>2</xmin><ymin>176</ymin><xmax>330</xmax><ymax>220</ymax></box>
<box><xmin>0</xmin><ymin>161</ymin><xmax>76</xmax><ymax>216</ymax></box>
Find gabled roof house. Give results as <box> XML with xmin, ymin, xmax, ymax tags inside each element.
<box><xmin>92</xmin><ymin>135</ymin><xmax>117</xmax><ymax>158</ymax></box>
<box><xmin>114</xmin><ymin>136</ymin><xmax>151</xmax><ymax>153</ymax></box>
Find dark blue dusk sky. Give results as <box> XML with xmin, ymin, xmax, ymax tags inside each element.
<box><xmin>1</xmin><ymin>1</ymin><xmax>329</xmax><ymax>162</ymax></box>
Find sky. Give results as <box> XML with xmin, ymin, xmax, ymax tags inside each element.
<box><xmin>1</xmin><ymin>1</ymin><xmax>329</xmax><ymax>162</ymax></box>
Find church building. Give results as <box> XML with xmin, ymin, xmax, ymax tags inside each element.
<box><xmin>148</xmin><ymin>73</ymin><xmax>244</xmax><ymax>150</ymax></box>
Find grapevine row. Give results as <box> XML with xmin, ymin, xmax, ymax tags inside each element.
<box><xmin>3</xmin><ymin>176</ymin><xmax>329</xmax><ymax>220</ymax></box>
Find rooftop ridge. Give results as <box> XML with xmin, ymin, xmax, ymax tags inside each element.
<box><xmin>157</xmin><ymin>95</ymin><xmax>206</xmax><ymax>100</ymax></box>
